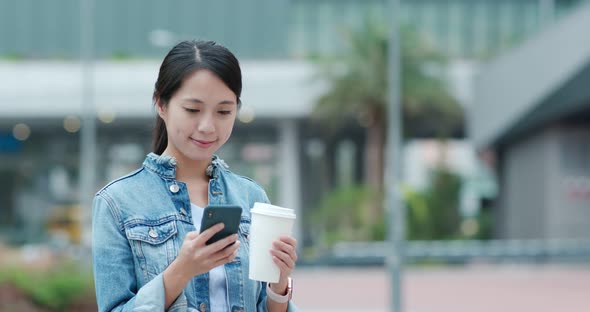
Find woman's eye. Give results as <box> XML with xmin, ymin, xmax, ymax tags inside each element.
<box><xmin>185</xmin><ymin>108</ymin><xmax>199</xmax><ymax>113</ymax></box>
<box><xmin>218</xmin><ymin>110</ymin><xmax>232</xmax><ymax>115</ymax></box>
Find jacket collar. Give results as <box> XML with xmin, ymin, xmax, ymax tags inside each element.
<box><xmin>143</xmin><ymin>152</ymin><xmax>229</xmax><ymax>180</ymax></box>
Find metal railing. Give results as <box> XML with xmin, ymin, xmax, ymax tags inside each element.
<box><xmin>326</xmin><ymin>239</ymin><xmax>590</xmax><ymax>264</ymax></box>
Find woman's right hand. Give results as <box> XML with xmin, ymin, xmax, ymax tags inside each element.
<box><xmin>164</xmin><ymin>223</ymin><xmax>240</xmax><ymax>308</ymax></box>
<box><xmin>176</xmin><ymin>223</ymin><xmax>241</xmax><ymax>277</ymax></box>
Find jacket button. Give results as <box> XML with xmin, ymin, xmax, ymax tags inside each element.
<box><xmin>148</xmin><ymin>228</ymin><xmax>158</xmax><ymax>238</ymax></box>
<box><xmin>179</xmin><ymin>208</ymin><xmax>187</xmax><ymax>216</ymax></box>
<box><xmin>199</xmin><ymin>302</ymin><xmax>207</xmax><ymax>312</ymax></box>
<box><xmin>169</xmin><ymin>184</ymin><xmax>180</xmax><ymax>193</ymax></box>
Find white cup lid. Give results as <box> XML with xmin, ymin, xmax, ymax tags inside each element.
<box><xmin>251</xmin><ymin>202</ymin><xmax>296</xmax><ymax>219</ymax></box>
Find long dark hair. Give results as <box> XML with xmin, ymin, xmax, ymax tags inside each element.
<box><xmin>152</xmin><ymin>40</ymin><xmax>242</xmax><ymax>155</ymax></box>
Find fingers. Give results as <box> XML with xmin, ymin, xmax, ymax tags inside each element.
<box><xmin>178</xmin><ymin>225</ymin><xmax>242</xmax><ymax>277</ymax></box>
<box><xmin>185</xmin><ymin>230</ymin><xmax>199</xmax><ymax>240</ymax></box>
<box><xmin>197</xmin><ymin>231</ymin><xmax>239</xmax><ymax>266</ymax></box>
<box><xmin>195</xmin><ymin>223</ymin><xmax>225</xmax><ymax>245</ymax></box>
<box><xmin>270</xmin><ymin>247</ymin><xmax>295</xmax><ymax>270</ymax></box>
<box><xmin>211</xmin><ymin>250</ymin><xmax>238</xmax><ymax>268</ymax></box>
<box><xmin>199</xmin><ymin>233</ymin><xmax>240</xmax><ymax>265</ymax></box>
<box><xmin>195</xmin><ymin>235</ymin><xmax>240</xmax><ymax>271</ymax></box>
<box><xmin>270</xmin><ymin>236</ymin><xmax>298</xmax><ymax>272</ymax></box>
<box><xmin>279</xmin><ymin>236</ymin><xmax>297</xmax><ymax>247</ymax></box>
<box><xmin>208</xmin><ymin>233</ymin><xmax>239</xmax><ymax>252</ymax></box>
<box><xmin>272</xmin><ymin>254</ymin><xmax>292</xmax><ymax>273</ymax></box>
<box><xmin>273</xmin><ymin>237</ymin><xmax>298</xmax><ymax>262</ymax></box>
<box><xmin>213</xmin><ymin>240</ymin><xmax>240</xmax><ymax>262</ymax></box>
<box><xmin>210</xmin><ymin>241</ymin><xmax>240</xmax><ymax>267</ymax></box>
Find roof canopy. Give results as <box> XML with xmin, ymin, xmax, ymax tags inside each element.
<box><xmin>470</xmin><ymin>2</ymin><xmax>590</xmax><ymax>148</ymax></box>
<box><xmin>0</xmin><ymin>61</ymin><xmax>325</xmax><ymax>120</ymax></box>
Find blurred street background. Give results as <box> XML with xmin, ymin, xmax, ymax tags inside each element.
<box><xmin>1</xmin><ymin>0</ymin><xmax>590</xmax><ymax>311</ymax></box>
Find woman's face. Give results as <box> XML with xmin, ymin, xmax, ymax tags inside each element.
<box><xmin>158</xmin><ymin>69</ymin><xmax>237</xmax><ymax>162</ymax></box>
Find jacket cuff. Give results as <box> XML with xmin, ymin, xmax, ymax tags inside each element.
<box><xmin>133</xmin><ymin>273</ymin><xmax>167</xmax><ymax>311</ymax></box>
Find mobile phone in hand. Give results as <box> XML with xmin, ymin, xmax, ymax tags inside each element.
<box><xmin>200</xmin><ymin>205</ymin><xmax>242</xmax><ymax>245</ymax></box>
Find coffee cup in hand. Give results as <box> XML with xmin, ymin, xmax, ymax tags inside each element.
<box><xmin>248</xmin><ymin>202</ymin><xmax>296</xmax><ymax>283</ymax></box>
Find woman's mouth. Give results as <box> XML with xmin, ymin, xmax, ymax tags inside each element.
<box><xmin>190</xmin><ymin>138</ymin><xmax>216</xmax><ymax>148</ymax></box>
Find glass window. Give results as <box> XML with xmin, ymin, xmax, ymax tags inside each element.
<box><xmin>447</xmin><ymin>0</ymin><xmax>464</xmax><ymax>57</ymax></box>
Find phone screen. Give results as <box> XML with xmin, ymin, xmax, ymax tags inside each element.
<box><xmin>200</xmin><ymin>205</ymin><xmax>242</xmax><ymax>245</ymax></box>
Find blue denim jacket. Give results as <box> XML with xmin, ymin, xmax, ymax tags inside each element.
<box><xmin>92</xmin><ymin>153</ymin><xmax>298</xmax><ymax>312</ymax></box>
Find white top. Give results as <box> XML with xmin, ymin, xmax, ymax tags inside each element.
<box><xmin>191</xmin><ymin>203</ymin><xmax>229</xmax><ymax>312</ymax></box>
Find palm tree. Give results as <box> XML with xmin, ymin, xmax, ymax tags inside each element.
<box><xmin>312</xmin><ymin>20</ymin><xmax>463</xmax><ymax>224</ymax></box>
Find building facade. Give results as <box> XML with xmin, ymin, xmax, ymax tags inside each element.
<box><xmin>471</xmin><ymin>1</ymin><xmax>590</xmax><ymax>239</ymax></box>
<box><xmin>1</xmin><ymin>0</ymin><xmax>588</xmax><ymax>246</ymax></box>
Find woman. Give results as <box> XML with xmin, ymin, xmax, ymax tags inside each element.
<box><xmin>92</xmin><ymin>40</ymin><xmax>298</xmax><ymax>312</ymax></box>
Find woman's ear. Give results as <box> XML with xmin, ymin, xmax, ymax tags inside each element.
<box><xmin>156</xmin><ymin>98</ymin><xmax>167</xmax><ymax>119</ymax></box>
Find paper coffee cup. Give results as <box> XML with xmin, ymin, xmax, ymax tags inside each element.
<box><xmin>248</xmin><ymin>202</ymin><xmax>296</xmax><ymax>283</ymax></box>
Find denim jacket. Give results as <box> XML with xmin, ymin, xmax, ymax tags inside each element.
<box><xmin>92</xmin><ymin>153</ymin><xmax>298</xmax><ymax>312</ymax></box>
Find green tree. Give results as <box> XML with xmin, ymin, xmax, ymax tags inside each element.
<box><xmin>309</xmin><ymin>185</ymin><xmax>382</xmax><ymax>247</ymax></box>
<box><xmin>404</xmin><ymin>168</ymin><xmax>462</xmax><ymax>240</ymax></box>
<box><xmin>312</xmin><ymin>20</ymin><xmax>463</xmax><ymax>224</ymax></box>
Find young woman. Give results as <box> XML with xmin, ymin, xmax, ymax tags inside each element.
<box><xmin>92</xmin><ymin>40</ymin><xmax>298</xmax><ymax>312</ymax></box>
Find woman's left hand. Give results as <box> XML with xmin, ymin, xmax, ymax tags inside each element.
<box><xmin>269</xmin><ymin>236</ymin><xmax>298</xmax><ymax>293</ymax></box>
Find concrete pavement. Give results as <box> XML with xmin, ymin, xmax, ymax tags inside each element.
<box><xmin>292</xmin><ymin>264</ymin><xmax>590</xmax><ymax>312</ymax></box>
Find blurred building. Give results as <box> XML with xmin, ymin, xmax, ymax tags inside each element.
<box><xmin>1</xmin><ymin>0</ymin><xmax>588</xmax><ymax>245</ymax></box>
<box><xmin>471</xmin><ymin>1</ymin><xmax>590</xmax><ymax>239</ymax></box>
<box><xmin>1</xmin><ymin>0</ymin><xmax>586</xmax><ymax>60</ymax></box>
<box><xmin>0</xmin><ymin>61</ymin><xmax>323</xmax><ymax>246</ymax></box>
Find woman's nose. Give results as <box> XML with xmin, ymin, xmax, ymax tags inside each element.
<box><xmin>197</xmin><ymin>114</ymin><xmax>215</xmax><ymax>133</ymax></box>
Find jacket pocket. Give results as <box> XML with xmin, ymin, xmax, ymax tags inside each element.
<box><xmin>125</xmin><ymin>216</ymin><xmax>178</xmax><ymax>277</ymax></box>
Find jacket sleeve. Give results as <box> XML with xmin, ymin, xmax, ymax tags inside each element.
<box><xmin>92</xmin><ymin>192</ymin><xmax>175</xmax><ymax>312</ymax></box>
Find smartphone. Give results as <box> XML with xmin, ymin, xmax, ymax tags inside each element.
<box><xmin>200</xmin><ymin>205</ymin><xmax>243</xmax><ymax>245</ymax></box>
